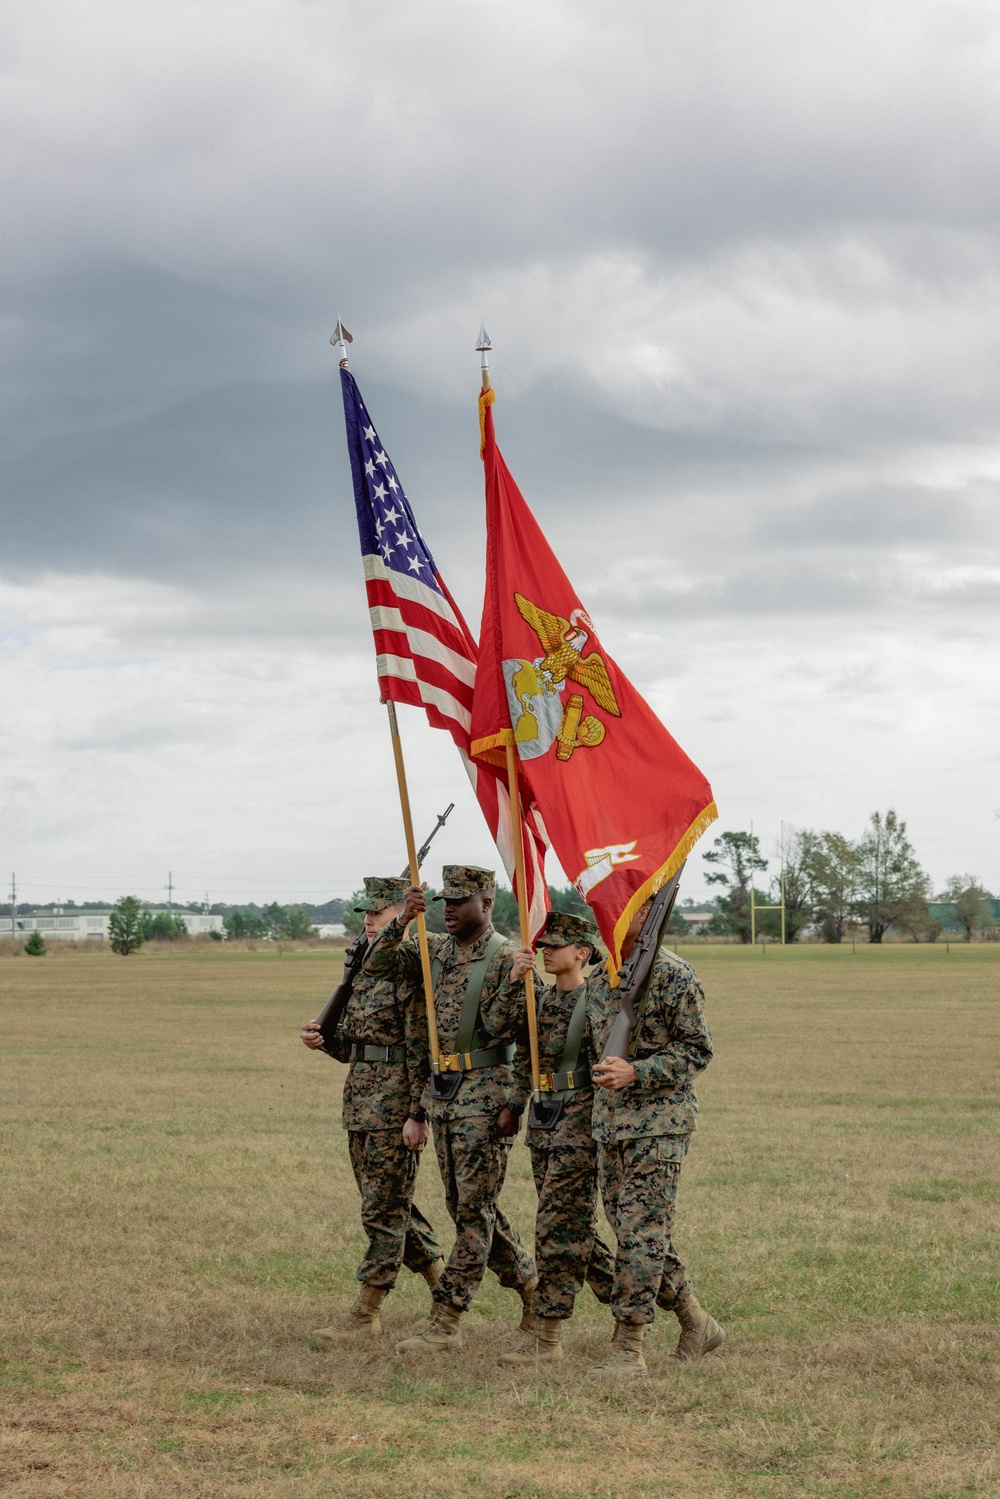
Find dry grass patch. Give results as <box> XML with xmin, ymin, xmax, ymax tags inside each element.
<box><xmin>1</xmin><ymin>943</ymin><xmax>998</xmax><ymax>1496</ymax></box>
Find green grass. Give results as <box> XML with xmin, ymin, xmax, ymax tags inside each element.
<box><xmin>0</xmin><ymin>942</ymin><xmax>998</xmax><ymax>1497</ymax></box>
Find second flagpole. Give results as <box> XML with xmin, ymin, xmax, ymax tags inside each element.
<box><xmin>478</xmin><ymin>322</ymin><xmax>542</xmax><ymax>1101</ymax></box>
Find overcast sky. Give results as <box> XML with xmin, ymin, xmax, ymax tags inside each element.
<box><xmin>2</xmin><ymin>0</ymin><xmax>998</xmax><ymax>910</ymax></box>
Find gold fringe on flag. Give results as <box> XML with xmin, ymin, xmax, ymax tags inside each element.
<box><xmin>607</xmin><ymin>799</ymin><xmax>720</xmax><ymax>984</ymax></box>
<box><xmin>479</xmin><ymin>385</ymin><xmax>496</xmax><ymax>459</ymax></box>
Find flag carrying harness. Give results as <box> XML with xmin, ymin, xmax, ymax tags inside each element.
<box><xmin>431</xmin><ymin>931</ymin><xmax>515</xmax><ymax>1075</ymax></box>
<box><xmin>536</xmin><ymin>987</ymin><xmax>590</xmax><ymax>1097</ymax></box>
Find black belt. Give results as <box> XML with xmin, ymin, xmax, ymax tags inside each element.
<box><xmin>349</xmin><ymin>1042</ymin><xmax>406</xmax><ymax>1064</ymax></box>
<box><xmin>537</xmin><ymin>1064</ymin><xmax>591</xmax><ymax>1093</ymax></box>
<box><xmin>436</xmin><ymin>1041</ymin><xmax>516</xmax><ymax>1073</ymax></box>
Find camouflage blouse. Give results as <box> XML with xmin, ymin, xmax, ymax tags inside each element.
<box><xmin>364</xmin><ymin>921</ymin><xmax>525</xmax><ymax>1120</ymax></box>
<box><xmin>325</xmin><ymin>960</ymin><xmax>429</xmax><ymax>1132</ymax></box>
<box><xmin>586</xmin><ymin>948</ymin><xmax>713</xmax><ymax>1143</ymax></box>
<box><xmin>516</xmin><ymin>979</ymin><xmax>598</xmax><ymax>1152</ymax></box>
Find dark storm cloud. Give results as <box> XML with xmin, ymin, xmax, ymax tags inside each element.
<box><xmin>3</xmin><ymin>0</ymin><xmax>1000</xmax><ymax>632</ymax></box>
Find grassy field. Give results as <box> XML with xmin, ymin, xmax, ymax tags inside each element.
<box><xmin>1</xmin><ymin>942</ymin><xmax>998</xmax><ymax>1499</ymax></box>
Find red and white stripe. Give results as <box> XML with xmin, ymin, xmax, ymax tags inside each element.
<box><xmin>364</xmin><ymin>553</ymin><xmax>549</xmax><ymax>936</ymax></box>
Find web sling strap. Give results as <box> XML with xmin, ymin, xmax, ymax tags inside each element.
<box><xmin>528</xmin><ymin>985</ymin><xmax>591</xmax><ymax>1132</ymax></box>
<box><xmin>428</xmin><ymin>931</ymin><xmax>513</xmax><ymax>1099</ymax></box>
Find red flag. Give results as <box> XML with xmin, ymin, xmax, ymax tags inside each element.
<box><xmin>470</xmin><ymin>396</ymin><xmax>717</xmax><ymax>972</ymax></box>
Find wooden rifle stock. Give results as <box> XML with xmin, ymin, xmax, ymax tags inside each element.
<box><xmin>316</xmin><ymin>931</ymin><xmax>368</xmax><ymax>1048</ymax></box>
<box><xmin>599</xmin><ymin>865</ymin><xmax>685</xmax><ymax>1062</ymax></box>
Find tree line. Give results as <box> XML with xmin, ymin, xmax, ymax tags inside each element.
<box><xmin>697</xmin><ymin>810</ymin><xmax>997</xmax><ymax>944</ymax></box>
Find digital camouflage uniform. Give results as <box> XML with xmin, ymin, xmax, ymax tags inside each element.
<box><xmin>587</xmin><ymin>947</ymin><xmax>713</xmax><ymax>1325</ymax></box>
<box><xmin>365</xmin><ymin>866</ymin><xmax>536</xmax><ymax>1314</ymax></box>
<box><xmin>516</xmin><ymin>912</ymin><xmax>615</xmax><ymax>1320</ymax></box>
<box><xmin>325</xmin><ymin>877</ymin><xmax>441</xmax><ymax>1289</ymax></box>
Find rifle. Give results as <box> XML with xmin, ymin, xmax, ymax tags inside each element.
<box><xmin>400</xmin><ymin>802</ymin><xmax>454</xmax><ymax>878</ymax></box>
<box><xmin>315</xmin><ymin>803</ymin><xmax>455</xmax><ymax>1050</ymax></box>
<box><xmin>598</xmin><ymin>864</ymin><xmax>685</xmax><ymax>1063</ymax></box>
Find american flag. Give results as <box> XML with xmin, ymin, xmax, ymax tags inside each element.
<box><xmin>340</xmin><ymin>365</ymin><xmax>550</xmax><ymax>935</ymax></box>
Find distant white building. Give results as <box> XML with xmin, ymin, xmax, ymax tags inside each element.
<box><xmin>13</xmin><ymin>907</ymin><xmax>224</xmax><ymax>941</ymax></box>
<box><xmin>147</xmin><ymin>908</ymin><xmax>225</xmax><ymax>937</ymax></box>
<box><xmin>677</xmin><ymin>908</ymin><xmax>714</xmax><ymax>932</ymax></box>
<box><xmin>315</xmin><ymin>922</ymin><xmax>347</xmax><ymax>939</ymax></box>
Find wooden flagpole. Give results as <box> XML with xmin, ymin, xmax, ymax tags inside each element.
<box><xmin>505</xmin><ymin>743</ymin><xmax>543</xmax><ymax>1098</ymax></box>
<box><xmin>386</xmin><ymin>701</ymin><xmax>442</xmax><ymax>1066</ymax></box>
<box><xmin>479</xmin><ymin>323</ymin><xmax>543</xmax><ymax>1098</ymax></box>
<box><xmin>331</xmin><ymin>322</ymin><xmax>439</xmax><ymax>1068</ymax></box>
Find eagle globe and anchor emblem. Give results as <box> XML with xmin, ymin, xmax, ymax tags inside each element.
<box><xmin>503</xmin><ymin>594</ymin><xmax>621</xmax><ymax>762</ymax></box>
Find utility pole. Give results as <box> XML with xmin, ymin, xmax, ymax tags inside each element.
<box><xmin>166</xmin><ymin>872</ymin><xmax>173</xmax><ymax>915</ymax></box>
<box><xmin>9</xmin><ymin>873</ymin><xmax>15</xmax><ymax>941</ymax></box>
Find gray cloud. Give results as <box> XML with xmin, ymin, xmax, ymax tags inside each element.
<box><xmin>2</xmin><ymin>0</ymin><xmax>999</xmax><ymax>899</ymax></box>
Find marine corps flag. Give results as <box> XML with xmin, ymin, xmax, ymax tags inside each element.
<box><xmin>470</xmin><ymin>396</ymin><xmax>718</xmax><ymax>973</ymax></box>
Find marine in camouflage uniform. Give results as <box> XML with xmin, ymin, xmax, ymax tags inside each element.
<box><xmin>364</xmin><ymin>866</ymin><xmax>537</xmax><ymax>1351</ymax></box>
<box><xmin>586</xmin><ymin>907</ymin><xmax>723</xmax><ymax>1379</ymax></box>
<box><xmin>300</xmin><ymin>877</ymin><xmax>443</xmax><ymax>1345</ymax></box>
<box><xmin>498</xmin><ymin>909</ymin><xmax>615</xmax><ymax>1369</ymax></box>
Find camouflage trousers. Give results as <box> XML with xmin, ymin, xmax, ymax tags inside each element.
<box><xmin>529</xmin><ymin>1139</ymin><xmax>615</xmax><ymax>1320</ymax></box>
<box><xmin>347</xmin><ymin>1128</ymin><xmax>442</xmax><ymax>1290</ymax></box>
<box><xmin>431</xmin><ymin>1116</ymin><xmax>537</xmax><ymax>1314</ymax></box>
<box><xmin>597</xmin><ymin>1135</ymin><xmax>692</xmax><ymax>1325</ymax></box>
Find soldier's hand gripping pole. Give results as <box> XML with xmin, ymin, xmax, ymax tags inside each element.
<box><xmin>385</xmin><ymin>702</ymin><xmax>442</xmax><ymax>1066</ymax></box>
<box><xmin>599</xmin><ymin>866</ymin><xmax>685</xmax><ymax>1062</ymax></box>
<box><xmin>505</xmin><ymin>742</ymin><xmax>542</xmax><ymax>1099</ymax></box>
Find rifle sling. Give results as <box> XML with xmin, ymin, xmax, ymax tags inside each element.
<box><xmin>431</xmin><ymin>930</ymin><xmax>508</xmax><ymax>1070</ymax></box>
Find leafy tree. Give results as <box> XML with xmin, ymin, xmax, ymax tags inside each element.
<box><xmin>261</xmin><ymin>903</ymin><xmax>317</xmax><ymax>941</ymax></box>
<box><xmin>492</xmin><ymin>888</ymin><xmax>521</xmax><ymax>937</ymax></box>
<box><xmin>665</xmin><ymin>909</ymin><xmax>691</xmax><ymax>936</ymax></box>
<box><xmin>109</xmin><ymin>896</ymin><xmax>144</xmax><ymax>956</ymax></box>
<box><xmin>224</xmin><ymin>907</ymin><xmax>268</xmax><ymax>939</ymax></box>
<box><xmin>943</xmin><ymin>876</ymin><xmax>996</xmax><ymax>942</ymax></box>
<box><xmin>24</xmin><ymin>930</ymin><xmax>46</xmax><ymax>956</ymax></box>
<box><xmin>703</xmin><ymin>831</ymin><xmax>768</xmax><ymax>944</ymax></box>
<box><xmin>283</xmin><ymin>906</ymin><xmax>317</xmax><ymax>940</ymax></box>
<box><xmin>342</xmin><ymin>895</ymin><xmax>365</xmax><ymax>939</ymax></box>
<box><xmin>896</xmin><ymin>895</ymin><xmax>941</xmax><ymax>943</ymax></box>
<box><xmin>141</xmin><ymin>911</ymin><xmax>188</xmax><ymax>941</ymax></box>
<box><xmin>853</xmin><ymin>810</ymin><xmax>929</xmax><ymax>944</ymax></box>
<box><xmin>547</xmin><ymin>884</ymin><xmax>590</xmax><ymax>918</ymax></box>
<box><xmin>802</xmin><ymin>831</ymin><xmax>858</xmax><ymax>943</ymax></box>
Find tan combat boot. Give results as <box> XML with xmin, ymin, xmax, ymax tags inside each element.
<box><xmin>394</xmin><ymin>1301</ymin><xmax>464</xmax><ymax>1353</ymax></box>
<box><xmin>310</xmin><ymin>1284</ymin><xmax>387</xmax><ymax>1347</ymax></box>
<box><xmin>421</xmin><ymin>1257</ymin><xmax>446</xmax><ymax>1289</ymax></box>
<box><xmin>667</xmin><ymin>1289</ymin><xmax>724</xmax><ymax>1363</ymax></box>
<box><xmin>586</xmin><ymin>1319</ymin><xmax>648</xmax><ymax>1380</ymax></box>
<box><xmin>497</xmin><ymin>1316</ymin><xmax>564</xmax><ymax>1368</ymax></box>
<box><xmin>518</xmin><ymin>1274</ymin><xmax>539</xmax><ymax>1333</ymax></box>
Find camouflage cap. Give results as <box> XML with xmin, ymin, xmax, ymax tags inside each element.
<box><xmin>354</xmin><ymin>876</ymin><xmax>409</xmax><ymax>913</ymax></box>
<box><xmin>535</xmin><ymin>908</ymin><xmax>599</xmax><ymax>948</ymax></box>
<box><xmin>432</xmin><ymin>865</ymin><xmax>497</xmax><ymax>901</ymax></box>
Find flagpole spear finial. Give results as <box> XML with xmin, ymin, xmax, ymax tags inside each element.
<box><xmin>476</xmin><ymin>319</ymin><xmax>492</xmax><ymax>393</ymax></box>
<box><xmin>330</xmin><ymin>318</ymin><xmax>353</xmax><ymax>368</ymax></box>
